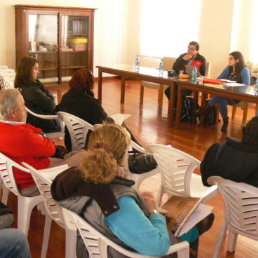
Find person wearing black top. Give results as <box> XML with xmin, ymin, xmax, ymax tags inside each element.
<box><xmin>14</xmin><ymin>56</ymin><xmax>60</xmax><ymax>133</ymax></box>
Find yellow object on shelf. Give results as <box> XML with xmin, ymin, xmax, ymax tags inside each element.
<box><xmin>68</xmin><ymin>38</ymin><xmax>88</xmax><ymax>44</ymax></box>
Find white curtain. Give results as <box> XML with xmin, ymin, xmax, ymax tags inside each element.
<box><xmin>140</xmin><ymin>0</ymin><xmax>201</xmax><ymax>58</ymax></box>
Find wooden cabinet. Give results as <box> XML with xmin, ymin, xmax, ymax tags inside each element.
<box><xmin>15</xmin><ymin>5</ymin><xmax>95</xmax><ymax>85</ymax></box>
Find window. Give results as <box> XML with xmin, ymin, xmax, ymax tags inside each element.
<box><xmin>140</xmin><ymin>0</ymin><xmax>201</xmax><ymax>58</ymax></box>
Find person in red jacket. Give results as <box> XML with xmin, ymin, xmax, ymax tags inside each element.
<box><xmin>0</xmin><ymin>89</ymin><xmax>85</xmax><ymax>197</ymax></box>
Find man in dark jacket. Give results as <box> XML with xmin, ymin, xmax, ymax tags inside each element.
<box><xmin>165</xmin><ymin>42</ymin><xmax>206</xmax><ymax>119</ymax></box>
<box><xmin>201</xmin><ymin>116</ymin><xmax>258</xmax><ymax>187</ymax></box>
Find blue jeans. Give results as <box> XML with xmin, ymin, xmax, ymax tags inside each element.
<box><xmin>0</xmin><ymin>229</ymin><xmax>31</xmax><ymax>258</ymax></box>
<box><xmin>209</xmin><ymin>96</ymin><xmax>238</xmax><ymax>119</ymax></box>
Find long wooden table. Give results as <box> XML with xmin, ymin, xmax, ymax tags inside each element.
<box><xmin>96</xmin><ymin>64</ymin><xmax>258</xmax><ymax>127</ymax></box>
<box><xmin>97</xmin><ymin>64</ymin><xmax>178</xmax><ymax>125</ymax></box>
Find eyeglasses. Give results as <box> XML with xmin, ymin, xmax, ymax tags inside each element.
<box><xmin>188</xmin><ymin>47</ymin><xmax>196</xmax><ymax>51</ymax></box>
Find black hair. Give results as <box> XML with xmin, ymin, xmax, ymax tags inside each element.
<box><xmin>189</xmin><ymin>41</ymin><xmax>199</xmax><ymax>51</ymax></box>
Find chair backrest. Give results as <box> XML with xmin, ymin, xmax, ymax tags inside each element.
<box><xmin>0</xmin><ymin>152</ymin><xmax>30</xmax><ymax>196</ymax></box>
<box><xmin>163</xmin><ymin>57</ymin><xmax>177</xmax><ymax>71</ymax></box>
<box><xmin>57</xmin><ymin>111</ymin><xmax>94</xmax><ymax>151</ymax></box>
<box><xmin>71</xmin><ymin>211</ymin><xmax>189</xmax><ymax>258</ymax></box>
<box><xmin>208</xmin><ymin>176</ymin><xmax>258</xmax><ymax>240</ymax></box>
<box><xmin>22</xmin><ymin>162</ymin><xmax>75</xmax><ymax>230</ymax></box>
<box><xmin>147</xmin><ymin>144</ymin><xmax>200</xmax><ymax>196</ymax></box>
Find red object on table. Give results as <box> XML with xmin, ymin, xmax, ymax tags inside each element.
<box><xmin>203</xmin><ymin>78</ymin><xmax>224</xmax><ymax>84</ymax></box>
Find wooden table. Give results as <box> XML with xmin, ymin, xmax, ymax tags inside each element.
<box><xmin>97</xmin><ymin>64</ymin><xmax>178</xmax><ymax>125</ymax></box>
<box><xmin>175</xmin><ymin>80</ymin><xmax>258</xmax><ymax>128</ymax></box>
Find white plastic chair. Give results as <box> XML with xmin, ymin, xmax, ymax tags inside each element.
<box><xmin>208</xmin><ymin>176</ymin><xmax>258</xmax><ymax>258</ymax></box>
<box><xmin>0</xmin><ymin>152</ymin><xmax>43</xmax><ymax>236</ymax></box>
<box><xmin>26</xmin><ymin>107</ymin><xmax>64</xmax><ymax>139</ymax></box>
<box><xmin>147</xmin><ymin>144</ymin><xmax>218</xmax><ymax>205</ymax></box>
<box><xmin>71</xmin><ymin>211</ymin><xmax>189</xmax><ymax>258</ymax></box>
<box><xmin>22</xmin><ymin>162</ymin><xmax>77</xmax><ymax>258</ymax></box>
<box><xmin>57</xmin><ymin>111</ymin><xmax>94</xmax><ymax>151</ymax></box>
<box><xmin>123</xmin><ymin>141</ymin><xmax>161</xmax><ymax>192</ymax></box>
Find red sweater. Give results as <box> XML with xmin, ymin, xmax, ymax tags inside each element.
<box><xmin>0</xmin><ymin>122</ymin><xmax>56</xmax><ymax>189</ymax></box>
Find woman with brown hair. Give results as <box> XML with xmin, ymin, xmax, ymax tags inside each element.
<box><xmin>51</xmin><ymin>123</ymin><xmax>214</xmax><ymax>258</ymax></box>
<box><xmin>15</xmin><ymin>56</ymin><xmax>59</xmax><ymax>133</ymax></box>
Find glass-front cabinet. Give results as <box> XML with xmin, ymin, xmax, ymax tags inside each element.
<box><xmin>15</xmin><ymin>5</ymin><xmax>95</xmax><ymax>85</ymax></box>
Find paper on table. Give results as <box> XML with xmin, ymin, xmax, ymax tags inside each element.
<box><xmin>225</xmin><ymin>82</ymin><xmax>246</xmax><ymax>87</ymax></box>
<box><xmin>177</xmin><ymin>203</ymin><xmax>213</xmax><ymax>237</ymax></box>
<box><xmin>108</xmin><ymin>113</ymin><xmax>131</xmax><ymax>126</ymax></box>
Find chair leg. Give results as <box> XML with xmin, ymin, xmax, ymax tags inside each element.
<box><xmin>65</xmin><ymin>228</ymin><xmax>77</xmax><ymax>258</ymax></box>
<box><xmin>41</xmin><ymin>214</ymin><xmax>52</xmax><ymax>258</ymax></box>
<box><xmin>215</xmin><ymin>104</ymin><xmax>220</xmax><ymax>122</ymax></box>
<box><xmin>242</xmin><ymin>102</ymin><xmax>248</xmax><ymax>126</ymax></box>
<box><xmin>140</xmin><ymin>84</ymin><xmax>144</xmax><ymax>104</ymax></box>
<box><xmin>213</xmin><ymin>220</ymin><xmax>227</xmax><ymax>258</ymax></box>
<box><xmin>17</xmin><ymin>197</ymin><xmax>35</xmax><ymax>236</ymax></box>
<box><xmin>227</xmin><ymin>231</ymin><xmax>238</xmax><ymax>252</ymax></box>
<box><xmin>155</xmin><ymin>188</ymin><xmax>163</xmax><ymax>207</ymax></box>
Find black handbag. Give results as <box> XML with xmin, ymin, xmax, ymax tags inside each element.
<box><xmin>128</xmin><ymin>152</ymin><xmax>158</xmax><ymax>174</ymax></box>
<box><xmin>0</xmin><ymin>201</ymin><xmax>14</xmax><ymax>229</ymax></box>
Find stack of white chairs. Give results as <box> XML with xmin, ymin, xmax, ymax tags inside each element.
<box><xmin>147</xmin><ymin>144</ymin><xmax>218</xmax><ymax>205</ymax></box>
<box><xmin>208</xmin><ymin>176</ymin><xmax>258</xmax><ymax>258</ymax></box>
<box><xmin>0</xmin><ymin>65</ymin><xmax>15</xmax><ymax>89</ymax></box>
<box><xmin>71</xmin><ymin>211</ymin><xmax>190</xmax><ymax>258</ymax></box>
<box><xmin>22</xmin><ymin>162</ymin><xmax>76</xmax><ymax>258</ymax></box>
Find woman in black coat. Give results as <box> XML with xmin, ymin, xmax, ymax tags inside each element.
<box><xmin>14</xmin><ymin>56</ymin><xmax>60</xmax><ymax>133</ymax></box>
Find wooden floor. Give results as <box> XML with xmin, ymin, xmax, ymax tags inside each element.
<box><xmin>6</xmin><ymin>77</ymin><xmax>258</xmax><ymax>258</ymax></box>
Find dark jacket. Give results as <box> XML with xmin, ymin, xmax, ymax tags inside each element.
<box><xmin>173</xmin><ymin>53</ymin><xmax>206</xmax><ymax>76</ymax></box>
<box><xmin>56</xmin><ymin>88</ymin><xmax>108</xmax><ymax>150</ymax></box>
<box><xmin>17</xmin><ymin>80</ymin><xmax>58</xmax><ymax>133</ymax></box>
<box><xmin>201</xmin><ymin>137</ymin><xmax>258</xmax><ymax>187</ymax></box>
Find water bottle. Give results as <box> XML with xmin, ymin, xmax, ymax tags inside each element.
<box><xmin>135</xmin><ymin>55</ymin><xmax>140</xmax><ymax>71</ymax></box>
<box><xmin>191</xmin><ymin>65</ymin><xmax>198</xmax><ymax>83</ymax></box>
<box><xmin>159</xmin><ymin>58</ymin><xmax>164</xmax><ymax>76</ymax></box>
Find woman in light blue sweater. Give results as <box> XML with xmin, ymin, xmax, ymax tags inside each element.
<box><xmin>207</xmin><ymin>51</ymin><xmax>250</xmax><ymax>132</ymax></box>
<box><xmin>51</xmin><ymin>124</ymin><xmax>214</xmax><ymax>258</ymax></box>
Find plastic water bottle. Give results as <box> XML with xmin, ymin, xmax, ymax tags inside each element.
<box><xmin>191</xmin><ymin>65</ymin><xmax>198</xmax><ymax>83</ymax></box>
<box><xmin>159</xmin><ymin>58</ymin><xmax>164</xmax><ymax>76</ymax></box>
<box><xmin>135</xmin><ymin>55</ymin><xmax>140</xmax><ymax>71</ymax></box>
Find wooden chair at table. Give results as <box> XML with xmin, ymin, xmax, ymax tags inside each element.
<box><xmin>139</xmin><ymin>56</ymin><xmax>176</xmax><ymax>113</ymax></box>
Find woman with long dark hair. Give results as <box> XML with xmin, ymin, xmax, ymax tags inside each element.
<box><xmin>206</xmin><ymin>51</ymin><xmax>250</xmax><ymax>132</ymax></box>
<box><xmin>14</xmin><ymin>56</ymin><xmax>59</xmax><ymax>133</ymax></box>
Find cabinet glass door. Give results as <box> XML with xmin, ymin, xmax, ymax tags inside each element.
<box><xmin>28</xmin><ymin>14</ymin><xmax>58</xmax><ymax>83</ymax></box>
<box><xmin>60</xmin><ymin>15</ymin><xmax>89</xmax><ymax>82</ymax></box>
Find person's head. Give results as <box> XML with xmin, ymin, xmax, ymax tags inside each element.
<box><xmin>228</xmin><ymin>51</ymin><xmax>245</xmax><ymax>69</ymax></box>
<box><xmin>14</xmin><ymin>57</ymin><xmax>39</xmax><ymax>88</ymax></box>
<box><xmin>79</xmin><ymin>124</ymin><xmax>131</xmax><ymax>184</ymax></box>
<box><xmin>69</xmin><ymin>69</ymin><xmax>94</xmax><ymax>92</ymax></box>
<box><xmin>187</xmin><ymin>41</ymin><xmax>199</xmax><ymax>56</ymax></box>
<box><xmin>0</xmin><ymin>89</ymin><xmax>27</xmax><ymax>122</ymax></box>
<box><xmin>242</xmin><ymin>116</ymin><xmax>258</xmax><ymax>146</ymax></box>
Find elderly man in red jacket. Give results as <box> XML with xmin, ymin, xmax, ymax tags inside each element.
<box><xmin>0</xmin><ymin>88</ymin><xmax>85</xmax><ymax>197</ymax></box>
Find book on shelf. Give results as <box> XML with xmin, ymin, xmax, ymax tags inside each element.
<box><xmin>158</xmin><ymin>195</ymin><xmax>213</xmax><ymax>237</ymax></box>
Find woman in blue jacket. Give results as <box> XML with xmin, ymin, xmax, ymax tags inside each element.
<box><xmin>207</xmin><ymin>51</ymin><xmax>250</xmax><ymax>132</ymax></box>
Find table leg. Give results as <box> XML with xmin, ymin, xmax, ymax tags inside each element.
<box><xmin>168</xmin><ymin>82</ymin><xmax>175</xmax><ymax>126</ymax></box>
<box><xmin>98</xmin><ymin>69</ymin><xmax>103</xmax><ymax>104</ymax></box>
<box><xmin>121</xmin><ymin>75</ymin><xmax>125</xmax><ymax>103</ymax></box>
<box><xmin>175</xmin><ymin>85</ymin><xmax>183</xmax><ymax>128</ymax></box>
